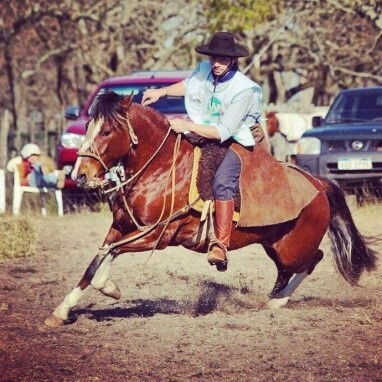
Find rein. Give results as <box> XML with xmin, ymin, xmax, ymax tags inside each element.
<box><xmin>78</xmin><ymin>117</ymin><xmax>138</xmax><ymax>175</ymax></box>
<box><xmin>102</xmin><ymin>123</ymin><xmax>173</xmax><ymax>196</ymax></box>
<box><xmin>79</xmin><ymin>115</ymin><xmax>200</xmax><ymax>252</ymax></box>
<box><xmin>101</xmin><ymin>130</ymin><xmax>200</xmax><ymax>255</ymax></box>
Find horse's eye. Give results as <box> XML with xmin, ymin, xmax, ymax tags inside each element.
<box><xmin>101</xmin><ymin>129</ymin><xmax>112</xmax><ymax>137</ymax></box>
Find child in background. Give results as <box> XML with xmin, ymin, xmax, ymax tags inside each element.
<box><xmin>19</xmin><ymin>143</ymin><xmax>65</xmax><ymax>189</ymax></box>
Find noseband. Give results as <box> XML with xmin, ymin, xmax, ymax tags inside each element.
<box><xmin>77</xmin><ymin>112</ymin><xmax>201</xmax><ymax>253</ymax></box>
<box><xmin>77</xmin><ymin>116</ymin><xmax>139</xmax><ymax>174</ymax></box>
<box><xmin>77</xmin><ymin>144</ymin><xmax>109</xmax><ymax>173</ymax></box>
<box><xmin>77</xmin><ymin>115</ymin><xmax>176</xmax><ymax>195</ymax></box>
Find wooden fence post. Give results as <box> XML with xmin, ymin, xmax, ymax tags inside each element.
<box><xmin>0</xmin><ymin>169</ymin><xmax>4</xmax><ymax>214</ymax></box>
<box><xmin>0</xmin><ymin>110</ymin><xmax>11</xmax><ymax>214</ymax></box>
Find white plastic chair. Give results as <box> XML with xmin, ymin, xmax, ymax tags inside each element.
<box><xmin>6</xmin><ymin>157</ymin><xmax>64</xmax><ymax>217</ymax></box>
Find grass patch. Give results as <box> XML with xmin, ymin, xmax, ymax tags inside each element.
<box><xmin>0</xmin><ymin>216</ymin><xmax>37</xmax><ymax>259</ymax></box>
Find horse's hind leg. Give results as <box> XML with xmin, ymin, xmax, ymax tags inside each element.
<box><xmin>267</xmin><ymin>271</ymin><xmax>310</xmax><ymax>308</ymax></box>
<box><xmin>263</xmin><ymin>246</ymin><xmax>293</xmax><ymax>298</ymax></box>
<box><xmin>266</xmin><ymin>249</ymin><xmax>324</xmax><ymax>309</ymax></box>
<box><xmin>44</xmin><ymin>250</ymin><xmax>119</xmax><ymax>328</ymax></box>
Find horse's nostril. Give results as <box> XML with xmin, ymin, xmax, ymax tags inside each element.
<box><xmin>77</xmin><ymin>173</ymin><xmax>87</xmax><ymax>185</ymax></box>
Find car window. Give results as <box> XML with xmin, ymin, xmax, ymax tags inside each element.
<box><xmin>87</xmin><ymin>83</ymin><xmax>187</xmax><ymax>116</ymax></box>
<box><xmin>326</xmin><ymin>91</ymin><xmax>382</xmax><ymax>123</ymax></box>
<box><xmin>356</xmin><ymin>94</ymin><xmax>382</xmax><ymax>120</ymax></box>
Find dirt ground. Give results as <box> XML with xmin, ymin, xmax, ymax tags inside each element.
<box><xmin>0</xmin><ymin>202</ymin><xmax>381</xmax><ymax>382</ymax></box>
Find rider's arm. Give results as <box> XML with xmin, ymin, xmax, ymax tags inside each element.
<box><xmin>172</xmin><ymin>88</ymin><xmax>255</xmax><ymax>141</ymax></box>
<box><xmin>141</xmin><ymin>81</ymin><xmax>186</xmax><ymax>105</ymax></box>
<box><xmin>171</xmin><ymin>120</ymin><xmax>221</xmax><ymax>140</ymax></box>
<box><xmin>165</xmin><ymin>81</ymin><xmax>186</xmax><ymax>97</ymax></box>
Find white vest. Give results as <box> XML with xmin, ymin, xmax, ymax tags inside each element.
<box><xmin>185</xmin><ymin>61</ymin><xmax>262</xmax><ymax>146</ymax></box>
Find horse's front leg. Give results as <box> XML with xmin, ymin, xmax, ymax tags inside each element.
<box><xmin>44</xmin><ymin>248</ymin><xmax>118</xmax><ymax>328</ymax></box>
<box><xmin>90</xmin><ymin>249</ymin><xmax>121</xmax><ymax>299</ymax></box>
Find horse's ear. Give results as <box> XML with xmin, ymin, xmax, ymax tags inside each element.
<box><xmin>122</xmin><ymin>95</ymin><xmax>134</xmax><ymax>110</ymax></box>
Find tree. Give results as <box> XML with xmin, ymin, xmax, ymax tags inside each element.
<box><xmin>0</xmin><ymin>1</ymin><xmax>111</xmax><ymax>135</ymax></box>
<box><xmin>0</xmin><ymin>1</ymin><xmax>206</xmax><ymax>138</ymax></box>
<box><xmin>203</xmin><ymin>0</ymin><xmax>281</xmax><ymax>32</ymax></box>
<box><xmin>202</xmin><ymin>0</ymin><xmax>382</xmax><ymax>107</ymax></box>
<box><xmin>245</xmin><ymin>0</ymin><xmax>382</xmax><ymax>106</ymax></box>
<box><xmin>1</xmin><ymin>0</ymin><xmax>382</xmax><ymax>161</ymax></box>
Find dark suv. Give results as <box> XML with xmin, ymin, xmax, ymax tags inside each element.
<box><xmin>296</xmin><ymin>87</ymin><xmax>382</xmax><ymax>189</ymax></box>
<box><xmin>57</xmin><ymin>69</ymin><xmax>192</xmax><ymax>189</ymax></box>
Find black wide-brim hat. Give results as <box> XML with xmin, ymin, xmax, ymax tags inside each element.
<box><xmin>195</xmin><ymin>31</ymin><xmax>249</xmax><ymax>58</ymax></box>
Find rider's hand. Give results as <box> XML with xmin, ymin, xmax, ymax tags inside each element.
<box><xmin>170</xmin><ymin>118</ymin><xmax>190</xmax><ymax>134</ymax></box>
<box><xmin>141</xmin><ymin>88</ymin><xmax>166</xmax><ymax>106</ymax></box>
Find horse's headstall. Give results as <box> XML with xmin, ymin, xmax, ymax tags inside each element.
<box><xmin>77</xmin><ymin>150</ymin><xmax>109</xmax><ymax>172</ymax></box>
<box><xmin>100</xmin><ymin>164</ymin><xmax>129</xmax><ymax>195</ymax></box>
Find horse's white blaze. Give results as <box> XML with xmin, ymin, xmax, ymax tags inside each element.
<box><xmin>71</xmin><ymin>118</ymin><xmax>104</xmax><ymax>181</ymax></box>
<box><xmin>267</xmin><ymin>271</ymin><xmax>309</xmax><ymax>309</ymax></box>
<box><xmin>52</xmin><ymin>286</ymin><xmax>83</xmax><ymax>320</ymax></box>
<box><xmin>87</xmin><ymin>118</ymin><xmax>103</xmax><ymax>144</ymax></box>
<box><xmin>71</xmin><ymin>159</ymin><xmax>82</xmax><ymax>180</ymax></box>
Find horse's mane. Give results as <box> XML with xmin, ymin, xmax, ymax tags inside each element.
<box><xmin>91</xmin><ymin>92</ymin><xmax>126</xmax><ymax>123</ymax></box>
<box><xmin>92</xmin><ymin>91</ymin><xmax>170</xmax><ymax>129</ymax></box>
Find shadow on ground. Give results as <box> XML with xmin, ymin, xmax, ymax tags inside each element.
<box><xmin>68</xmin><ymin>281</ymin><xmax>237</xmax><ymax>324</ymax></box>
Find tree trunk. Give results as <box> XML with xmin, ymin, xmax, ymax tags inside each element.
<box><xmin>4</xmin><ymin>44</ymin><xmax>18</xmax><ymax>132</ymax></box>
<box><xmin>0</xmin><ymin>110</ymin><xmax>11</xmax><ymax>169</ymax></box>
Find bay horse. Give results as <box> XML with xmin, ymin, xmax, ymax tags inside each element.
<box><xmin>44</xmin><ymin>92</ymin><xmax>377</xmax><ymax>328</ymax></box>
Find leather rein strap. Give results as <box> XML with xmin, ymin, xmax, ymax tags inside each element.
<box><xmin>78</xmin><ymin>117</ymin><xmax>138</xmax><ymax>175</ymax></box>
<box><xmin>78</xmin><ymin>118</ymin><xmax>199</xmax><ymax>252</ymax></box>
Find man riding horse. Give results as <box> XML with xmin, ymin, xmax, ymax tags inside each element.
<box><xmin>142</xmin><ymin>31</ymin><xmax>262</xmax><ymax>271</ymax></box>
<box><xmin>43</xmin><ymin>36</ymin><xmax>376</xmax><ymax>327</ymax></box>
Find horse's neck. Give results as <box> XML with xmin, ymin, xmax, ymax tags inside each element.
<box><xmin>130</xmin><ymin>106</ymin><xmax>171</xmax><ymax>157</ymax></box>
<box><xmin>126</xmin><ymin>105</ymin><xmax>193</xmax><ymax>181</ymax></box>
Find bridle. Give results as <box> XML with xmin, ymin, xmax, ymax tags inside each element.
<box><xmin>77</xmin><ymin>114</ymin><xmax>200</xmax><ymax>252</ymax></box>
<box><xmin>77</xmin><ymin>116</ymin><xmax>138</xmax><ymax>179</ymax></box>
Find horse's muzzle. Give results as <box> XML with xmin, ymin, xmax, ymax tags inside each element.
<box><xmin>75</xmin><ymin>173</ymin><xmax>108</xmax><ymax>190</ymax></box>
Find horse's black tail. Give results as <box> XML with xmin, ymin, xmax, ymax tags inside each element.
<box><xmin>322</xmin><ymin>179</ymin><xmax>378</xmax><ymax>285</ymax></box>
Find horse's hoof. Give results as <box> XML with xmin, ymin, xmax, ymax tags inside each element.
<box><xmin>266</xmin><ymin>297</ymin><xmax>290</xmax><ymax>309</ymax></box>
<box><xmin>100</xmin><ymin>280</ymin><xmax>121</xmax><ymax>300</ymax></box>
<box><xmin>102</xmin><ymin>288</ymin><xmax>121</xmax><ymax>300</ymax></box>
<box><xmin>215</xmin><ymin>262</ymin><xmax>228</xmax><ymax>272</ymax></box>
<box><xmin>268</xmin><ymin>290</ymin><xmax>284</xmax><ymax>299</ymax></box>
<box><xmin>44</xmin><ymin>313</ymin><xmax>65</xmax><ymax>328</ymax></box>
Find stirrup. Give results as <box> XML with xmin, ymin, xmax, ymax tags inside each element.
<box><xmin>207</xmin><ymin>240</ymin><xmax>228</xmax><ymax>272</ymax></box>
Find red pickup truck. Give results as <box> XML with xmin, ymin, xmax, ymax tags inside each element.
<box><xmin>57</xmin><ymin>69</ymin><xmax>192</xmax><ymax>190</ymax></box>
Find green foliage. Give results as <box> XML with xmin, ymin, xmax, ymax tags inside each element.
<box><xmin>0</xmin><ymin>217</ymin><xmax>37</xmax><ymax>259</ymax></box>
<box><xmin>204</xmin><ymin>0</ymin><xmax>280</xmax><ymax>32</ymax></box>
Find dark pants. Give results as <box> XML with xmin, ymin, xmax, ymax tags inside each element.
<box><xmin>213</xmin><ymin>148</ymin><xmax>241</xmax><ymax>200</ymax></box>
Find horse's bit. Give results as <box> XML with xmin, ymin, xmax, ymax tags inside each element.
<box><xmin>77</xmin><ymin>116</ymin><xmax>200</xmax><ymax>251</ymax></box>
<box><xmin>77</xmin><ymin>116</ymin><xmax>138</xmax><ymax>181</ymax></box>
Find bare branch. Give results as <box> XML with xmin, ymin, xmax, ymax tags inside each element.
<box><xmin>330</xmin><ymin>65</ymin><xmax>382</xmax><ymax>82</ymax></box>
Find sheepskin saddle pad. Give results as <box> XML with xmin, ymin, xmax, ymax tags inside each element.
<box><xmin>188</xmin><ymin>140</ymin><xmax>319</xmax><ymax>227</ymax></box>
